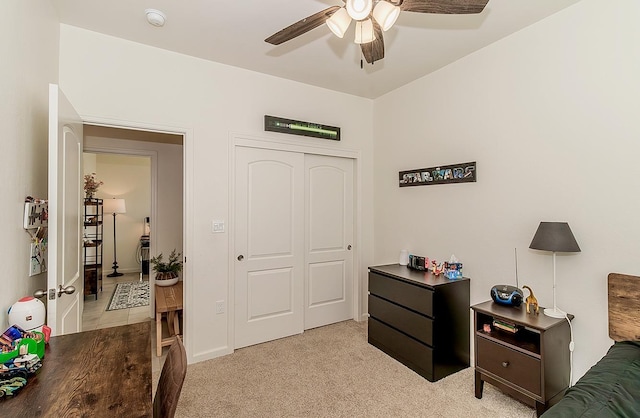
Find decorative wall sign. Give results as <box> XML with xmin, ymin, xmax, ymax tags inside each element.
<box><xmin>265</xmin><ymin>115</ymin><xmax>340</xmax><ymax>141</ymax></box>
<box><xmin>29</xmin><ymin>242</ymin><xmax>47</xmax><ymax>276</ymax></box>
<box><xmin>399</xmin><ymin>162</ymin><xmax>476</xmax><ymax>187</ymax></box>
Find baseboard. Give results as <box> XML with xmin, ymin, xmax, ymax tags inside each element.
<box><xmin>190</xmin><ymin>345</ymin><xmax>233</xmax><ymax>364</ymax></box>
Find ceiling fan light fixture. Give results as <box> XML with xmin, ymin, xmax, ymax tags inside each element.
<box><xmin>354</xmin><ymin>19</ymin><xmax>376</xmax><ymax>44</ymax></box>
<box><xmin>326</xmin><ymin>7</ymin><xmax>352</xmax><ymax>38</ymax></box>
<box><xmin>346</xmin><ymin>0</ymin><xmax>373</xmax><ymax>21</ymax></box>
<box><xmin>373</xmin><ymin>1</ymin><xmax>400</xmax><ymax>31</ymax></box>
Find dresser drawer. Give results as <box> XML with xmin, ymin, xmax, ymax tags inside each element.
<box><xmin>369</xmin><ymin>318</ymin><xmax>434</xmax><ymax>380</ymax></box>
<box><xmin>476</xmin><ymin>336</ymin><xmax>541</xmax><ymax>396</ymax></box>
<box><xmin>369</xmin><ymin>294</ymin><xmax>433</xmax><ymax>346</ymax></box>
<box><xmin>369</xmin><ymin>272</ymin><xmax>433</xmax><ymax>317</ymax></box>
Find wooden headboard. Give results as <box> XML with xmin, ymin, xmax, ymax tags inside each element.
<box><xmin>608</xmin><ymin>273</ymin><xmax>640</xmax><ymax>341</ymax></box>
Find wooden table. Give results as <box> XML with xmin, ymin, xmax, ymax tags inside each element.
<box><xmin>2</xmin><ymin>322</ymin><xmax>152</xmax><ymax>416</ymax></box>
<box><xmin>155</xmin><ymin>281</ymin><xmax>183</xmax><ymax>356</ymax></box>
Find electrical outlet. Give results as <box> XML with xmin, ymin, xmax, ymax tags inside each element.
<box><xmin>215</xmin><ymin>300</ymin><xmax>225</xmax><ymax>314</ymax></box>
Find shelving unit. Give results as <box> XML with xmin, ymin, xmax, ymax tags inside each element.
<box><xmin>83</xmin><ymin>198</ymin><xmax>103</xmax><ymax>299</ymax></box>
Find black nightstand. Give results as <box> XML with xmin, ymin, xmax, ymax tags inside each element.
<box><xmin>471</xmin><ymin>300</ymin><xmax>572</xmax><ymax>417</ymax></box>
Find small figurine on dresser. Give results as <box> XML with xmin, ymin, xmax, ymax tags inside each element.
<box><xmin>522</xmin><ymin>285</ymin><xmax>540</xmax><ymax>314</ymax></box>
<box><xmin>431</xmin><ymin>260</ymin><xmax>445</xmax><ymax>276</ymax></box>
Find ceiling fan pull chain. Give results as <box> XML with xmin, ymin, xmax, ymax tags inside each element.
<box><xmin>370</xmin><ymin>42</ymin><xmax>375</xmax><ymax>65</ymax></box>
<box><xmin>360</xmin><ymin>22</ymin><xmax>364</xmax><ymax>69</ymax></box>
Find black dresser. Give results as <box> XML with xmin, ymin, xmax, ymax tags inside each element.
<box><xmin>368</xmin><ymin>264</ymin><xmax>470</xmax><ymax>382</ymax></box>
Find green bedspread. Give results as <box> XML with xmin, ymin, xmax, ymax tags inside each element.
<box><xmin>542</xmin><ymin>341</ymin><xmax>640</xmax><ymax>417</ymax></box>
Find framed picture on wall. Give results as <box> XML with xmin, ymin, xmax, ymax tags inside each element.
<box><xmin>399</xmin><ymin>162</ymin><xmax>476</xmax><ymax>187</ymax></box>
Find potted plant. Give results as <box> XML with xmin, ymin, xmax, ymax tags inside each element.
<box><xmin>150</xmin><ymin>249</ymin><xmax>182</xmax><ymax>287</ymax></box>
<box><xmin>83</xmin><ymin>173</ymin><xmax>103</xmax><ymax>198</ymax></box>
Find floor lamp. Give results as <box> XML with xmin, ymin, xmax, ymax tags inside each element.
<box><xmin>104</xmin><ymin>198</ymin><xmax>126</xmax><ymax>278</ymax></box>
<box><xmin>529</xmin><ymin>222</ymin><xmax>581</xmax><ymax>318</ymax></box>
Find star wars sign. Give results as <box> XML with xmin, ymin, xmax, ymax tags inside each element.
<box><xmin>399</xmin><ymin>162</ymin><xmax>476</xmax><ymax>187</ymax></box>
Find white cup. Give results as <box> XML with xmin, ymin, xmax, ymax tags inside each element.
<box><xmin>399</xmin><ymin>250</ymin><xmax>409</xmax><ymax>266</ymax></box>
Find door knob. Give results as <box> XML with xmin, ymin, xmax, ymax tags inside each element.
<box><xmin>347</xmin><ymin>245</ymin><xmax>352</xmax><ymax>250</ymax></box>
<box><xmin>502</xmin><ymin>361</ymin><xmax>509</xmax><ymax>368</ymax></box>
<box><xmin>57</xmin><ymin>285</ymin><xmax>76</xmax><ymax>298</ymax></box>
<box><xmin>237</xmin><ymin>255</ymin><xmax>244</xmax><ymax>261</ymax></box>
<box><xmin>33</xmin><ymin>289</ymin><xmax>47</xmax><ymax>299</ymax></box>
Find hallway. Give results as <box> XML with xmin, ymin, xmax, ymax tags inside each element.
<box><xmin>82</xmin><ymin>272</ymin><xmax>151</xmax><ymax>330</ymax></box>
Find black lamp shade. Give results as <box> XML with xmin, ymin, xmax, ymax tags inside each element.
<box><xmin>529</xmin><ymin>222</ymin><xmax>581</xmax><ymax>253</ymax></box>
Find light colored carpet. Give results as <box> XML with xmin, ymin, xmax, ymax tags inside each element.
<box><xmin>173</xmin><ymin>320</ymin><xmax>535</xmax><ymax>418</ymax></box>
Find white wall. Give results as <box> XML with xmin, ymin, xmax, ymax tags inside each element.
<box><xmin>0</xmin><ymin>1</ymin><xmax>59</xmax><ymax>327</ymax></box>
<box><xmin>373</xmin><ymin>0</ymin><xmax>640</xmax><ymax>381</ymax></box>
<box><xmin>85</xmin><ymin>153</ymin><xmax>152</xmax><ymax>274</ymax></box>
<box><xmin>83</xmin><ymin>136</ymin><xmax>184</xmax><ymax>275</ymax></box>
<box><xmin>59</xmin><ymin>26</ymin><xmax>375</xmax><ymax>362</ymax></box>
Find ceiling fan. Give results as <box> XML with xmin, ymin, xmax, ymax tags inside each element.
<box><xmin>265</xmin><ymin>0</ymin><xmax>490</xmax><ymax>64</ymax></box>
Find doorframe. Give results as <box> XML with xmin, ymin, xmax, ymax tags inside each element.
<box><xmin>229</xmin><ymin>132</ymin><xmax>363</xmax><ymax>350</ymax></box>
<box><xmin>81</xmin><ymin>116</ymin><xmax>194</xmax><ymax>363</ymax></box>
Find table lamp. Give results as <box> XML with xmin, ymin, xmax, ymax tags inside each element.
<box><xmin>529</xmin><ymin>222</ymin><xmax>580</xmax><ymax>318</ymax></box>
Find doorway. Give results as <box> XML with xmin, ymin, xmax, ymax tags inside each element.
<box><xmin>81</xmin><ymin>152</ymin><xmax>152</xmax><ymax>330</ymax></box>
<box><xmin>80</xmin><ymin>125</ymin><xmax>184</xmax><ymax>359</ymax></box>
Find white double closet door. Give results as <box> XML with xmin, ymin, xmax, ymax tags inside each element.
<box><xmin>234</xmin><ymin>146</ymin><xmax>354</xmax><ymax>349</ymax></box>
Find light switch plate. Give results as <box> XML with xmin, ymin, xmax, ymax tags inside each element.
<box><xmin>215</xmin><ymin>300</ymin><xmax>225</xmax><ymax>314</ymax></box>
<box><xmin>212</xmin><ymin>220</ymin><xmax>225</xmax><ymax>233</ymax></box>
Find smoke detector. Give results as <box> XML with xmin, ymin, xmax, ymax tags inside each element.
<box><xmin>145</xmin><ymin>9</ymin><xmax>166</xmax><ymax>27</ymax></box>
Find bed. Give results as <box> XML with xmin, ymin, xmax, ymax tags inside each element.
<box><xmin>541</xmin><ymin>273</ymin><xmax>640</xmax><ymax>417</ymax></box>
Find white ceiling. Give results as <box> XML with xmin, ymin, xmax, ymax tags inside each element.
<box><xmin>50</xmin><ymin>0</ymin><xmax>581</xmax><ymax>99</ymax></box>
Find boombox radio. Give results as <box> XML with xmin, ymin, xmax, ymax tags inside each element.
<box><xmin>490</xmin><ymin>285</ymin><xmax>523</xmax><ymax>307</ymax></box>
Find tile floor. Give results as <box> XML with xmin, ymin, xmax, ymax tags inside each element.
<box><xmin>82</xmin><ymin>272</ymin><xmax>169</xmax><ymax>373</ymax></box>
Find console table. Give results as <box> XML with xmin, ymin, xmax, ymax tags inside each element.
<box><xmin>368</xmin><ymin>264</ymin><xmax>470</xmax><ymax>381</ymax></box>
<box><xmin>155</xmin><ymin>281</ymin><xmax>183</xmax><ymax>356</ymax></box>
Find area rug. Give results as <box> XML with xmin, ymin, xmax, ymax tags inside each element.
<box><xmin>106</xmin><ymin>281</ymin><xmax>149</xmax><ymax>311</ymax></box>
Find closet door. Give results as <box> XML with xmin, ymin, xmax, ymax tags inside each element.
<box><xmin>234</xmin><ymin>147</ymin><xmax>305</xmax><ymax>349</ymax></box>
<box><xmin>304</xmin><ymin>155</ymin><xmax>354</xmax><ymax>329</ymax></box>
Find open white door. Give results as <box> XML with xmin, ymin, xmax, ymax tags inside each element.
<box><xmin>47</xmin><ymin>84</ymin><xmax>83</xmax><ymax>336</ymax></box>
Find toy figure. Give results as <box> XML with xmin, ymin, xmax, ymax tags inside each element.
<box><xmin>0</xmin><ymin>376</ymin><xmax>27</xmax><ymax>398</ymax></box>
<box><xmin>431</xmin><ymin>261</ymin><xmax>445</xmax><ymax>276</ymax></box>
<box><xmin>523</xmin><ymin>285</ymin><xmax>539</xmax><ymax>314</ymax></box>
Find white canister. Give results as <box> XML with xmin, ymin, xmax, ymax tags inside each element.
<box><xmin>8</xmin><ymin>296</ymin><xmax>46</xmax><ymax>332</ymax></box>
<box><xmin>399</xmin><ymin>250</ymin><xmax>409</xmax><ymax>266</ymax></box>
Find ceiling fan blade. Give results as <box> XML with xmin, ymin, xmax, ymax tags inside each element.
<box><xmin>265</xmin><ymin>6</ymin><xmax>341</xmax><ymax>45</ymax></box>
<box><xmin>361</xmin><ymin>20</ymin><xmax>384</xmax><ymax>64</ymax></box>
<box><xmin>399</xmin><ymin>0</ymin><xmax>489</xmax><ymax>14</ymax></box>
